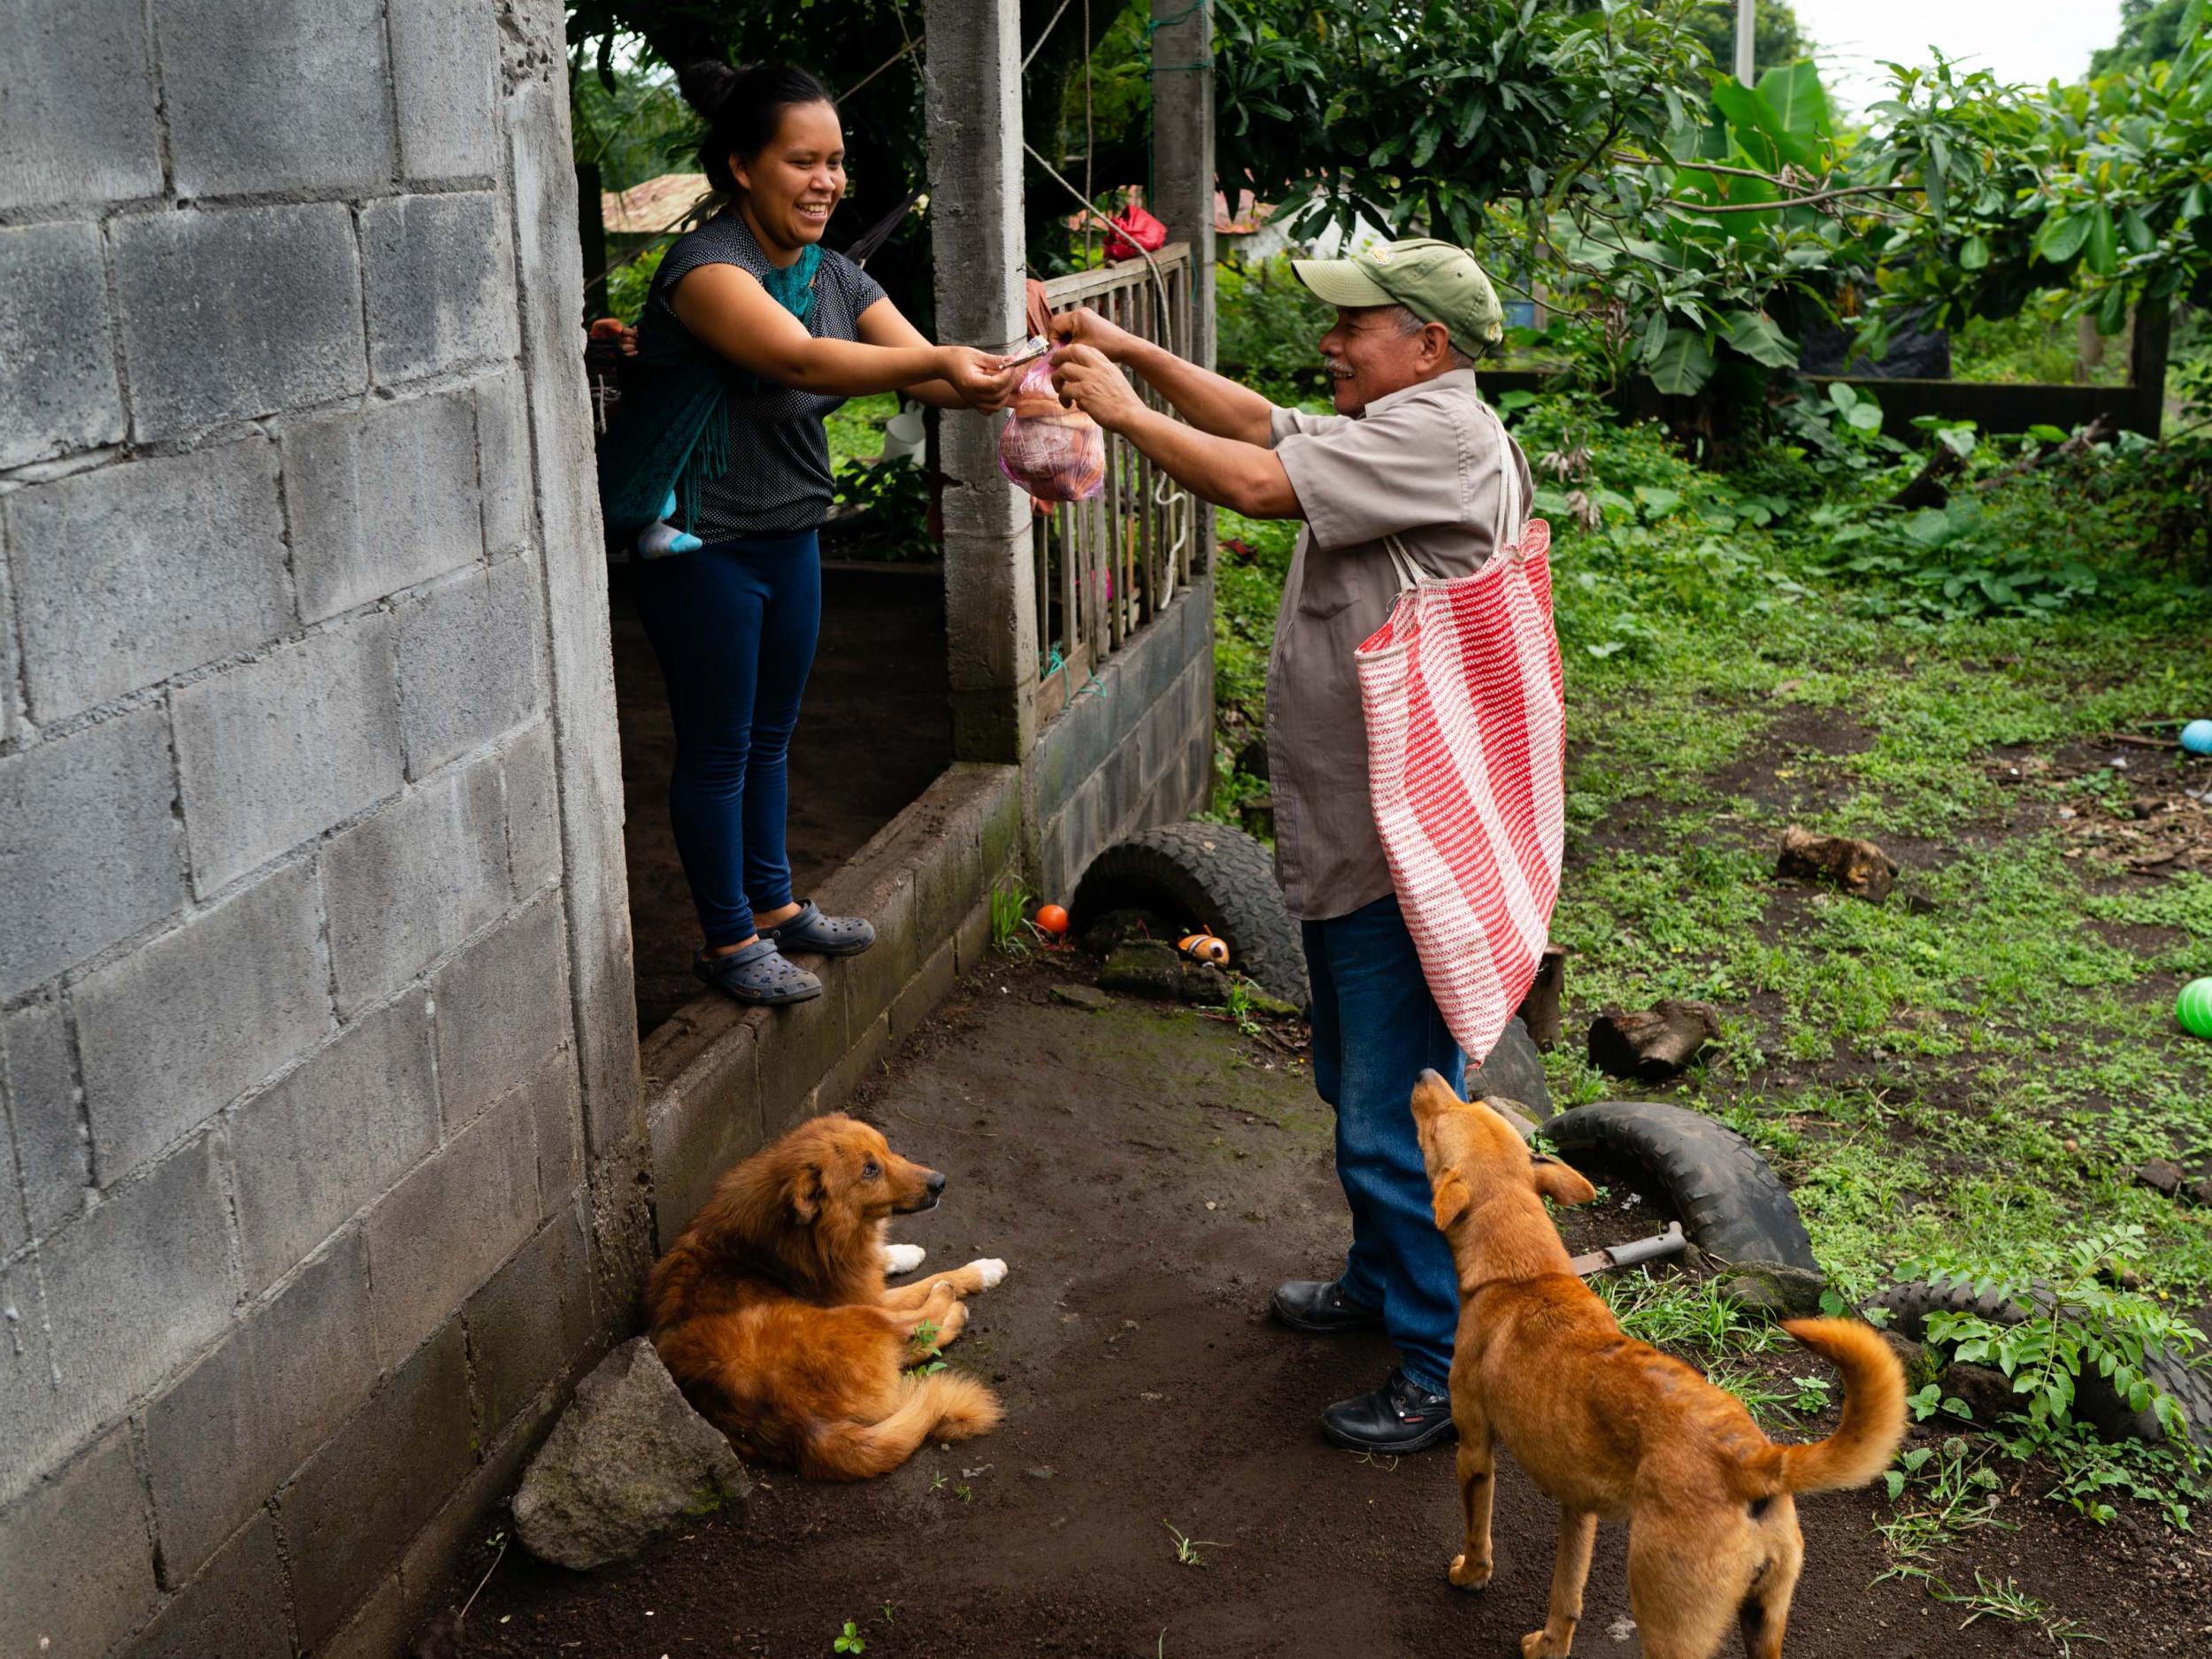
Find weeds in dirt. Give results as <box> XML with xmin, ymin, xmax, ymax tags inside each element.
<box><xmin>1923</xmin><ymin>1570</ymin><xmax>2106</xmax><ymax>1657</ymax></box>
<box><xmin>833</xmin><ymin>1618</ymin><xmax>868</xmax><ymax>1654</ymax></box>
<box><xmin>1597</xmin><ymin>1273</ymin><xmax>1776</xmax><ymax>1356</ymax></box>
<box><xmin>1162</xmin><ymin>1520</ymin><xmax>1220</xmax><ymax>1566</ymax></box>
<box><xmin>990</xmin><ymin>881</ymin><xmax>1034</xmax><ymax>955</ymax></box>
<box><xmin>909</xmin><ymin>1319</ymin><xmax>949</xmax><ymax>1374</ymax></box>
<box><xmin>1873</xmin><ymin>1437</ymin><xmax>2011</xmax><ymax>1568</ymax></box>
<box><xmin>1217</xmin><ymin>979</ymin><xmax>1264</xmax><ymax>1040</ymax></box>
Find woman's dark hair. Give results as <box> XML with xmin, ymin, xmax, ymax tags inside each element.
<box><xmin>686</xmin><ymin>61</ymin><xmax>837</xmax><ymax>196</ymax></box>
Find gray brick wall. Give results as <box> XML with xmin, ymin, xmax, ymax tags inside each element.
<box><xmin>0</xmin><ymin>4</ymin><xmax>641</xmax><ymax>1650</ymax></box>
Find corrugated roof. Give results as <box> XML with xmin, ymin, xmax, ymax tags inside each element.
<box><xmin>601</xmin><ymin>173</ymin><xmax>715</xmax><ymax>235</ymax></box>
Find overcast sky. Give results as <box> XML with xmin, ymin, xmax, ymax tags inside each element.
<box><xmin>1785</xmin><ymin>1</ymin><xmax>2124</xmax><ymax>113</ymax></box>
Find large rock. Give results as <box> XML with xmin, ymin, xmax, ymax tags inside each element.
<box><xmin>512</xmin><ymin>1338</ymin><xmax>749</xmax><ymax>1571</ymax></box>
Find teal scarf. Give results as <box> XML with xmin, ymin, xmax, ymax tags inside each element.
<box><xmin>597</xmin><ymin>239</ymin><xmax>822</xmax><ymax>541</ymax></box>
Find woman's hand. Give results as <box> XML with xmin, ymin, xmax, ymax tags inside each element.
<box><xmin>1049</xmin><ymin>345</ymin><xmax>1146</xmax><ymax>434</ymax></box>
<box><xmin>1048</xmin><ymin>306</ymin><xmax>1139</xmax><ymax>362</ymax></box>
<box><xmin>941</xmin><ymin>346</ymin><xmax>1025</xmax><ymax>413</ymax></box>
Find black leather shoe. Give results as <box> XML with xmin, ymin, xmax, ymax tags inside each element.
<box><xmin>1271</xmin><ymin>1279</ymin><xmax>1384</xmax><ymax>1334</ymax></box>
<box><xmin>1321</xmin><ymin>1368</ymin><xmax>1457</xmax><ymax>1454</ymax></box>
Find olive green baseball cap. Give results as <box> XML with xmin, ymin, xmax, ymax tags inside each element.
<box><xmin>1291</xmin><ymin>237</ymin><xmax>1506</xmax><ymax>353</ymax></box>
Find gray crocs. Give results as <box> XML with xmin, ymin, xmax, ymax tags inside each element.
<box><xmin>693</xmin><ymin>939</ymin><xmax>822</xmax><ymax>1005</ymax></box>
<box><xmin>758</xmin><ymin>898</ymin><xmax>876</xmax><ymax>958</ymax></box>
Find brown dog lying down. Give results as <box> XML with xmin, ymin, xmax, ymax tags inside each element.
<box><xmin>646</xmin><ymin>1113</ymin><xmax>1008</xmax><ymax>1479</ymax></box>
<box><xmin>1410</xmin><ymin>1074</ymin><xmax>1905</xmax><ymax>1659</ymax></box>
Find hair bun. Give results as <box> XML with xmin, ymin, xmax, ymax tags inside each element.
<box><xmin>681</xmin><ymin>59</ymin><xmax>740</xmax><ymax>111</ymax></box>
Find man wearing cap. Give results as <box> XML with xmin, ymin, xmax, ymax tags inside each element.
<box><xmin>1049</xmin><ymin>240</ymin><xmax>1532</xmax><ymax>1454</ymax></box>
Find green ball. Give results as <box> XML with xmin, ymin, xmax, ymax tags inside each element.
<box><xmin>2180</xmin><ymin>978</ymin><xmax>2212</xmax><ymax>1040</ymax></box>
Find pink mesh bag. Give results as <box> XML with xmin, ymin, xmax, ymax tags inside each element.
<box><xmin>998</xmin><ymin>357</ymin><xmax>1106</xmax><ymax>502</ymax></box>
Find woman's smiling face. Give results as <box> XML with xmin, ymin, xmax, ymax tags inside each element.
<box><xmin>732</xmin><ymin>99</ymin><xmax>846</xmax><ymax>252</ymax></box>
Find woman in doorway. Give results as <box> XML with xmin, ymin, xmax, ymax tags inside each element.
<box><xmin>603</xmin><ymin>62</ymin><xmax>1020</xmax><ymax>1008</ymax></box>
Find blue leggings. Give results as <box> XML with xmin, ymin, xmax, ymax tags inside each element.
<box><xmin>1303</xmin><ymin>892</ymin><xmax>1467</xmax><ymax>1394</ymax></box>
<box><xmin>631</xmin><ymin>531</ymin><xmax>821</xmax><ymax>949</ymax></box>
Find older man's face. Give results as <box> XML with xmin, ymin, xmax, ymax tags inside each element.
<box><xmin>1317</xmin><ymin>306</ymin><xmax>1442</xmax><ymax>416</ymax></box>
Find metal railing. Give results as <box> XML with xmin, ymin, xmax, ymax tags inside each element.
<box><xmin>1032</xmin><ymin>242</ymin><xmax>1198</xmax><ymax>726</ymax></box>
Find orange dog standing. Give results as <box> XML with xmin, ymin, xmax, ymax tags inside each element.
<box><xmin>1410</xmin><ymin>1074</ymin><xmax>1905</xmax><ymax>1659</ymax></box>
<box><xmin>647</xmin><ymin>1113</ymin><xmax>1007</xmax><ymax>1479</ymax></box>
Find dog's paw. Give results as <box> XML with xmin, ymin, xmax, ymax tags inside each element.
<box><xmin>1519</xmin><ymin>1632</ymin><xmax>1570</xmax><ymax>1659</ymax></box>
<box><xmin>968</xmin><ymin>1257</ymin><xmax>1009</xmax><ymax>1290</ymax></box>
<box><xmin>1448</xmin><ymin>1553</ymin><xmax>1493</xmax><ymax>1593</ymax></box>
<box><xmin>883</xmin><ymin>1242</ymin><xmax>927</xmax><ymax>1275</ymax></box>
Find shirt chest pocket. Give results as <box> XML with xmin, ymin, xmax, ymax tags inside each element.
<box><xmin>1294</xmin><ymin>549</ymin><xmax>1367</xmax><ymax>620</ymax></box>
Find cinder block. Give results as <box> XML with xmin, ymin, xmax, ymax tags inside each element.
<box><xmin>890</xmin><ymin>937</ymin><xmax>959</xmax><ymax>1042</ymax></box>
<box><xmin>113</xmin><ymin>205</ymin><xmax>366</xmax><ymax>441</ymax></box>
<box><xmin>315</xmin><ymin>1573</ymin><xmax>408</xmax><ymax>1659</ymax></box>
<box><xmin>1</xmin><ymin>995</ymin><xmax>87</xmax><ymax>1246</ymax></box>
<box><xmin>474</xmin><ymin>368</ymin><xmax>537</xmax><ymax>555</ymax></box>
<box><xmin>146</xmin><ymin>1231</ymin><xmax>375</xmax><ymax>1580</ymax></box>
<box><xmin>466</xmin><ymin>1203</ymin><xmax>594</xmax><ymax>1439</ymax></box>
<box><xmin>228</xmin><ymin>993</ymin><xmax>438</xmax><ymax>1297</ymax></box>
<box><xmin>526</xmin><ymin>1056</ymin><xmax>586</xmax><ymax>1212</ymax></box>
<box><xmin>818</xmin><ymin>1010</ymin><xmax>890</xmax><ymax>1113</ymax></box>
<box><xmin>362</xmin><ymin>194</ymin><xmax>518</xmax><ymax>385</ymax></box>
<box><xmin>394</xmin><ymin>557</ymin><xmax>543</xmax><ymax>779</ymax></box>
<box><xmin>0</xmin><ymin>0</ymin><xmax>162</xmax><ymax>211</ymax></box>
<box><xmin>825</xmin><ymin>876</ymin><xmax>920</xmax><ymax>1036</ymax></box>
<box><xmin>751</xmin><ymin>979</ymin><xmax>849</xmax><ymax>1129</ymax></box>
<box><xmin>647</xmin><ymin>1025</ymin><xmax>765</xmax><ymax>1246</ymax></box>
<box><xmin>362</xmin><ymin>1083</ymin><xmax>541</xmax><ymax>1365</ymax></box>
<box><xmin>0</xmin><ymin>526</ymin><xmax>17</xmax><ymax>751</ymax></box>
<box><xmin>0</xmin><ymin>1429</ymin><xmax>158</xmax><ymax>1659</ymax></box>
<box><xmin>388</xmin><ymin>0</ymin><xmax>501</xmax><ymax>180</ymax></box>
<box><xmin>0</xmin><ymin>707</ymin><xmax>182</xmax><ymax>1000</ymax></box>
<box><xmin>74</xmin><ymin>861</ymin><xmax>330</xmax><ymax>1184</ymax></box>
<box><xmin>0</xmin><ymin>222</ymin><xmax>125</xmax><ymax>467</ymax></box>
<box><xmin>954</xmin><ymin>897</ymin><xmax>993</xmax><ymax>975</ymax></box>
<box><xmin>283</xmin><ymin>387</ymin><xmax>484</xmax><ymax>624</ymax></box>
<box><xmin>0</xmin><ymin>1256</ymin><xmax>61</xmax><ymax>1507</ymax></box>
<box><xmin>394</xmin><ymin>1380</ymin><xmax>557</xmax><ymax>1638</ymax></box>
<box><xmin>36</xmin><ymin>1136</ymin><xmax>234</xmax><ymax>1478</ymax></box>
<box><xmin>127</xmin><ymin>1511</ymin><xmax>292</xmax><ymax>1659</ymax></box>
<box><xmin>430</xmin><ymin>893</ymin><xmax>572</xmax><ymax>1130</ymax></box>
<box><xmin>279</xmin><ymin>1318</ymin><xmax>473</xmax><ymax>1648</ymax></box>
<box><xmin>322</xmin><ymin>755</ymin><xmax>511</xmax><ymax>1018</ymax></box>
<box><xmin>501</xmin><ymin>718</ymin><xmax>563</xmax><ymax>893</ymax></box>
<box><xmin>6</xmin><ymin>440</ymin><xmax>290</xmax><ymax>722</ymax></box>
<box><xmin>155</xmin><ymin>0</ymin><xmax>391</xmax><ymax>196</ymax></box>
<box><xmin>173</xmin><ymin>614</ymin><xmax>404</xmax><ymax>894</ymax></box>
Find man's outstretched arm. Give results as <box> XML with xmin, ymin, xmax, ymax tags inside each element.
<box><xmin>1049</xmin><ymin>308</ymin><xmax>1279</xmax><ymax>447</ymax></box>
<box><xmin>1049</xmin><ymin>345</ymin><xmax>1302</xmax><ymax>520</ymax></box>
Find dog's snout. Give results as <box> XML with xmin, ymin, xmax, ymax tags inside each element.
<box><xmin>925</xmin><ymin>1169</ymin><xmax>947</xmax><ymax>1196</ymax></box>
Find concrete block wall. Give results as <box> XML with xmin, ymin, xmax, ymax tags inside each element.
<box><xmin>0</xmin><ymin>4</ymin><xmax>643</xmax><ymax>1654</ymax></box>
<box><xmin>1032</xmin><ymin>580</ymin><xmax>1217</xmax><ymax>902</ymax></box>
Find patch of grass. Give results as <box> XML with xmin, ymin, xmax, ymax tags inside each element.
<box><xmin>1162</xmin><ymin>1519</ymin><xmax>1220</xmax><ymax>1566</ymax></box>
<box><xmin>989</xmin><ymin>879</ymin><xmax>1033</xmax><ymax>955</ymax></box>
<box><xmin>1873</xmin><ymin>1436</ymin><xmax>2012</xmax><ymax>1569</ymax></box>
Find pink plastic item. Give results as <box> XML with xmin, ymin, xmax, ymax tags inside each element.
<box><xmin>997</xmin><ymin>358</ymin><xmax>1106</xmax><ymax>503</ymax></box>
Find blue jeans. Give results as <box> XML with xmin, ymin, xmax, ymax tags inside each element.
<box><xmin>631</xmin><ymin>531</ymin><xmax>821</xmax><ymax>948</ymax></box>
<box><xmin>1303</xmin><ymin>893</ymin><xmax>1466</xmax><ymax>1394</ymax></box>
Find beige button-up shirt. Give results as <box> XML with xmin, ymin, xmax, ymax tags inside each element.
<box><xmin>1263</xmin><ymin>368</ymin><xmax>1533</xmax><ymax>922</ymax></box>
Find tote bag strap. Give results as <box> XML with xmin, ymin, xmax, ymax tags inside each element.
<box><xmin>1383</xmin><ymin>534</ymin><xmax>1433</xmax><ymax>593</ymax></box>
<box><xmin>1483</xmin><ymin>398</ymin><xmax>1528</xmax><ymax>562</ymax></box>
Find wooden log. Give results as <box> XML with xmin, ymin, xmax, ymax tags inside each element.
<box><xmin>1587</xmin><ymin>1001</ymin><xmax>1720</xmax><ymax>1083</ymax></box>
<box><xmin>1777</xmin><ymin>824</ymin><xmax>1899</xmax><ymax>902</ymax></box>
<box><xmin>1514</xmin><ymin>945</ymin><xmax>1568</xmax><ymax>1051</ymax></box>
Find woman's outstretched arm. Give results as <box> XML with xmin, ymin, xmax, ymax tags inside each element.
<box><xmin>855</xmin><ymin>295</ymin><xmax>1018</xmax><ymax>411</ymax></box>
<box><xmin>672</xmin><ymin>265</ymin><xmax>1018</xmax><ymax>408</ymax></box>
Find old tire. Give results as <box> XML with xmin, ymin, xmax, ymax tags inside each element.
<box><xmin>1868</xmin><ymin>1278</ymin><xmax>2212</xmax><ymax>1449</ymax></box>
<box><xmin>1540</xmin><ymin>1101</ymin><xmax>1817</xmax><ymax>1272</ymax></box>
<box><xmin>1072</xmin><ymin>823</ymin><xmax>1307</xmax><ymax>1006</ymax></box>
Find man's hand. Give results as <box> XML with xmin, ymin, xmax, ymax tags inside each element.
<box><xmin>1049</xmin><ymin>344</ymin><xmax>1147</xmax><ymax>434</ymax></box>
<box><xmin>1048</xmin><ymin>305</ymin><xmax>1140</xmax><ymax>363</ymax></box>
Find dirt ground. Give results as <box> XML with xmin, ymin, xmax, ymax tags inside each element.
<box><xmin>611</xmin><ymin>562</ymin><xmax>951</xmax><ymax>1033</ymax></box>
<box><xmin>457</xmin><ymin>950</ymin><xmax>2212</xmax><ymax>1659</ymax></box>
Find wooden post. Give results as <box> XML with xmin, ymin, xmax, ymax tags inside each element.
<box><xmin>2128</xmin><ymin>296</ymin><xmax>2171</xmax><ymax>439</ymax></box>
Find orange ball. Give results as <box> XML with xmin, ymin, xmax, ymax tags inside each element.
<box><xmin>1034</xmin><ymin>903</ymin><xmax>1070</xmax><ymax>935</ymax></box>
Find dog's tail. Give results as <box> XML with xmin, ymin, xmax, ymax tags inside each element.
<box><xmin>797</xmin><ymin>1371</ymin><xmax>1002</xmax><ymax>1481</ymax></box>
<box><xmin>1761</xmin><ymin>1318</ymin><xmax>1908</xmax><ymax>1495</ymax></box>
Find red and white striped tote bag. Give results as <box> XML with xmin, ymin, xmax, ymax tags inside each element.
<box><xmin>1354</xmin><ymin>403</ymin><xmax>1563</xmax><ymax>1066</ymax></box>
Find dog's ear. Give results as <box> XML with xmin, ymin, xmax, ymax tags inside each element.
<box><xmin>1531</xmin><ymin>1155</ymin><xmax>1597</xmax><ymax>1207</ymax></box>
<box><xmin>787</xmin><ymin>1162</ymin><xmax>826</xmax><ymax>1225</ymax></box>
<box><xmin>1431</xmin><ymin>1171</ymin><xmax>1472</xmax><ymax>1233</ymax></box>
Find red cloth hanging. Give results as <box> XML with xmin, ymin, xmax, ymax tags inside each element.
<box><xmin>1103</xmin><ymin>204</ymin><xmax>1167</xmax><ymax>264</ymax></box>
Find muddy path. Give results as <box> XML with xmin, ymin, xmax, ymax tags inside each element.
<box><xmin>460</xmin><ymin>956</ymin><xmax>2212</xmax><ymax>1658</ymax></box>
